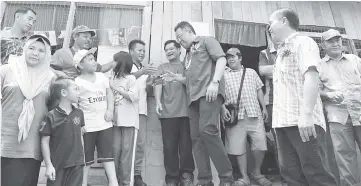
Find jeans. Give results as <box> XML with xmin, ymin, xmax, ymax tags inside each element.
<box><xmin>188</xmin><ymin>95</ymin><xmax>233</xmax><ymax>184</ymax></box>
<box><xmin>160</xmin><ymin>117</ymin><xmax>195</xmax><ymax>183</ymax></box>
<box><xmin>275</xmin><ymin>125</ymin><xmax>337</xmax><ymax>186</ymax></box>
<box><xmin>134</xmin><ymin>114</ymin><xmax>147</xmax><ymax>176</ymax></box>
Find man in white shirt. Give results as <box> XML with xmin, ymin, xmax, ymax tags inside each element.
<box><xmin>128</xmin><ymin>39</ymin><xmax>157</xmax><ymax>186</ymax></box>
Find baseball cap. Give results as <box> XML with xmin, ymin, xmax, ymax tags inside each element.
<box><xmin>322</xmin><ymin>29</ymin><xmax>342</xmax><ymax>41</ymax></box>
<box><xmin>73</xmin><ymin>47</ymin><xmax>97</xmax><ymax>69</ymax></box>
<box><xmin>72</xmin><ymin>25</ymin><xmax>96</xmax><ymax>37</ymax></box>
<box><xmin>28</xmin><ymin>34</ymin><xmax>51</xmax><ymax>45</ymax></box>
<box><xmin>226</xmin><ymin>48</ymin><xmax>241</xmax><ymax>56</ymax></box>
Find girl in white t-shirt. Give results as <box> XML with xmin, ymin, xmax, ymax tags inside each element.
<box><xmin>109</xmin><ymin>51</ymin><xmax>139</xmax><ymax>186</ymax></box>
<box><xmin>73</xmin><ymin>48</ymin><xmax>119</xmax><ymax>186</ymax></box>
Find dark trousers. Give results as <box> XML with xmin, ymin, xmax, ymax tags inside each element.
<box><xmin>1</xmin><ymin>157</ymin><xmax>41</xmax><ymax>186</ymax></box>
<box><xmin>275</xmin><ymin>125</ymin><xmax>337</xmax><ymax>186</ymax></box>
<box><xmin>160</xmin><ymin>117</ymin><xmax>195</xmax><ymax>183</ymax></box>
<box><xmin>188</xmin><ymin>96</ymin><xmax>233</xmax><ymax>184</ymax></box>
<box><xmin>47</xmin><ymin>165</ymin><xmax>84</xmax><ymax>186</ymax></box>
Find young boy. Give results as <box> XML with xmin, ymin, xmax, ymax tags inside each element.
<box><xmin>73</xmin><ymin>48</ymin><xmax>119</xmax><ymax>186</ymax></box>
<box><xmin>40</xmin><ymin>78</ymin><xmax>85</xmax><ymax>186</ymax></box>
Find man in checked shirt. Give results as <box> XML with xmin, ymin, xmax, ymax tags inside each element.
<box><xmin>319</xmin><ymin>29</ymin><xmax>361</xmax><ymax>186</ymax></box>
<box><xmin>1</xmin><ymin>7</ymin><xmax>37</xmax><ymax>65</ymax></box>
<box><xmin>268</xmin><ymin>8</ymin><xmax>337</xmax><ymax>186</ymax></box>
<box><xmin>221</xmin><ymin>48</ymin><xmax>270</xmax><ymax>186</ymax></box>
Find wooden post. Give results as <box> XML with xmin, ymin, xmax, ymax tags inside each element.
<box><xmin>63</xmin><ymin>1</ymin><xmax>76</xmax><ymax>48</ymax></box>
<box><xmin>0</xmin><ymin>1</ymin><xmax>7</xmax><ymax>27</ymax></box>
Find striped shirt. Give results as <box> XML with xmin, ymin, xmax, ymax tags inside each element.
<box><xmin>272</xmin><ymin>32</ymin><xmax>326</xmax><ymax>130</ymax></box>
<box><xmin>224</xmin><ymin>67</ymin><xmax>264</xmax><ymax>119</ymax></box>
<box><xmin>319</xmin><ymin>53</ymin><xmax>361</xmax><ymax>126</ymax></box>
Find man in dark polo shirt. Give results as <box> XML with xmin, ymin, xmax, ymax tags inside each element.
<box><xmin>154</xmin><ymin>40</ymin><xmax>195</xmax><ymax>186</ymax></box>
<box><xmin>1</xmin><ymin>7</ymin><xmax>37</xmax><ymax>65</ymax></box>
<box><xmin>164</xmin><ymin>21</ymin><xmax>234</xmax><ymax>186</ymax></box>
<box><xmin>51</xmin><ymin>25</ymin><xmax>115</xmax><ymax>78</ymax></box>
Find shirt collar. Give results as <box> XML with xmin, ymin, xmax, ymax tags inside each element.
<box><xmin>226</xmin><ymin>66</ymin><xmax>244</xmax><ymax>72</ymax></box>
<box><xmin>324</xmin><ymin>53</ymin><xmax>347</xmax><ymax>62</ymax></box>
<box><xmin>186</xmin><ymin>36</ymin><xmax>201</xmax><ymax>53</ymax></box>
<box><xmin>55</xmin><ymin>105</ymin><xmax>76</xmax><ymax>115</ymax></box>
<box><xmin>1</xmin><ymin>27</ymin><xmax>28</xmax><ymax>40</ymax></box>
<box><xmin>279</xmin><ymin>32</ymin><xmax>299</xmax><ymax>47</ymax></box>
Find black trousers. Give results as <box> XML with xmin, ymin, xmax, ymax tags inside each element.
<box><xmin>47</xmin><ymin>165</ymin><xmax>84</xmax><ymax>186</ymax></box>
<box><xmin>275</xmin><ymin>125</ymin><xmax>337</xmax><ymax>186</ymax></box>
<box><xmin>160</xmin><ymin>117</ymin><xmax>195</xmax><ymax>183</ymax></box>
<box><xmin>1</xmin><ymin>157</ymin><xmax>41</xmax><ymax>186</ymax></box>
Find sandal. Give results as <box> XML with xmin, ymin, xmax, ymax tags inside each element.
<box><xmin>234</xmin><ymin>179</ymin><xmax>251</xmax><ymax>186</ymax></box>
<box><xmin>250</xmin><ymin>174</ymin><xmax>272</xmax><ymax>186</ymax></box>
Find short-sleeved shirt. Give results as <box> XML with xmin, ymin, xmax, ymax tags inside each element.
<box><xmin>259</xmin><ymin>49</ymin><xmax>277</xmax><ymax>105</ymax></box>
<box><xmin>184</xmin><ymin>36</ymin><xmax>226</xmax><ymax>105</ymax></box>
<box><xmin>319</xmin><ymin>53</ymin><xmax>361</xmax><ymax>126</ymax></box>
<box><xmin>131</xmin><ymin>63</ymin><xmax>148</xmax><ymax>116</ymax></box>
<box><xmin>111</xmin><ymin>74</ymin><xmax>139</xmax><ymax>129</ymax></box>
<box><xmin>157</xmin><ymin>62</ymin><xmax>188</xmax><ymax>118</ymax></box>
<box><xmin>272</xmin><ymin>33</ymin><xmax>326</xmax><ymax>130</ymax></box>
<box><xmin>39</xmin><ymin>106</ymin><xmax>85</xmax><ymax>170</ymax></box>
<box><xmin>51</xmin><ymin>48</ymin><xmax>101</xmax><ymax>79</ymax></box>
<box><xmin>75</xmin><ymin>72</ymin><xmax>113</xmax><ymax>132</ymax></box>
<box><xmin>1</xmin><ymin>65</ymin><xmax>50</xmax><ymax>160</ymax></box>
<box><xmin>224</xmin><ymin>67</ymin><xmax>263</xmax><ymax>119</ymax></box>
<box><xmin>1</xmin><ymin>28</ymin><xmax>28</xmax><ymax>65</ymax></box>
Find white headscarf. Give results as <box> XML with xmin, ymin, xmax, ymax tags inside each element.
<box><xmin>8</xmin><ymin>36</ymin><xmax>55</xmax><ymax>143</ymax></box>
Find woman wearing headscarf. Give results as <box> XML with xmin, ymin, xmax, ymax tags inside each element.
<box><xmin>1</xmin><ymin>34</ymin><xmax>55</xmax><ymax>186</ymax></box>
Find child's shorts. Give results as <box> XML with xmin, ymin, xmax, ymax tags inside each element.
<box><xmin>47</xmin><ymin>165</ymin><xmax>83</xmax><ymax>186</ymax></box>
<box><xmin>83</xmin><ymin>127</ymin><xmax>114</xmax><ymax>165</ymax></box>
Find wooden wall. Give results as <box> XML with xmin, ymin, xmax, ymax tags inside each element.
<box><xmin>211</xmin><ymin>1</ymin><xmax>361</xmax><ymax>40</ymax></box>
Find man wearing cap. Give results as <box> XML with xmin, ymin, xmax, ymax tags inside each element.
<box><xmin>268</xmin><ymin>8</ymin><xmax>337</xmax><ymax>185</ymax></box>
<box><xmin>319</xmin><ymin>29</ymin><xmax>361</xmax><ymax>186</ymax></box>
<box><xmin>51</xmin><ymin>25</ymin><xmax>115</xmax><ymax>78</ymax></box>
<box><xmin>221</xmin><ymin>48</ymin><xmax>270</xmax><ymax>186</ymax></box>
<box><xmin>1</xmin><ymin>7</ymin><xmax>37</xmax><ymax>65</ymax></box>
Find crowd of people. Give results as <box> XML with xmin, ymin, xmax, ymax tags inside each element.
<box><xmin>1</xmin><ymin>6</ymin><xmax>361</xmax><ymax>186</ymax></box>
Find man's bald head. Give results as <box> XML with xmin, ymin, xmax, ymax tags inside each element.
<box><xmin>271</xmin><ymin>8</ymin><xmax>299</xmax><ymax>30</ymax></box>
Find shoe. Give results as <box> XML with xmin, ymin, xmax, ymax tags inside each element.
<box><xmin>134</xmin><ymin>175</ymin><xmax>147</xmax><ymax>186</ymax></box>
<box><xmin>180</xmin><ymin>172</ymin><xmax>194</xmax><ymax>186</ymax></box>
<box><xmin>166</xmin><ymin>181</ymin><xmax>179</xmax><ymax>186</ymax></box>
<box><xmin>195</xmin><ymin>181</ymin><xmax>214</xmax><ymax>186</ymax></box>
<box><xmin>219</xmin><ymin>181</ymin><xmax>234</xmax><ymax>186</ymax></box>
<box><xmin>250</xmin><ymin>174</ymin><xmax>272</xmax><ymax>186</ymax></box>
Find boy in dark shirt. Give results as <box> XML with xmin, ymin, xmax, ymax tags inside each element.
<box><xmin>40</xmin><ymin>78</ymin><xmax>85</xmax><ymax>186</ymax></box>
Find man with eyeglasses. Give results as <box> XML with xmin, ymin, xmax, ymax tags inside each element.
<box><xmin>163</xmin><ymin>21</ymin><xmax>234</xmax><ymax>186</ymax></box>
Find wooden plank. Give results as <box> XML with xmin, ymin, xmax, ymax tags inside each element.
<box><xmin>202</xmin><ymin>1</ymin><xmax>215</xmax><ymax>36</ymax></box>
<box><xmin>0</xmin><ymin>1</ymin><xmax>7</xmax><ymax>27</ymax></box>
<box><xmin>339</xmin><ymin>3</ymin><xmax>357</xmax><ymax>39</ymax></box>
<box><xmin>221</xmin><ymin>1</ymin><xmax>233</xmax><ymax>20</ymax></box>
<box><xmin>172</xmin><ymin>1</ymin><xmax>182</xmax><ymax>40</ymax></box>
<box><xmin>141</xmin><ymin>1</ymin><xmax>152</xmax><ymax>64</ymax></box>
<box><xmin>191</xmin><ymin>1</ymin><xmax>202</xmax><ymax>22</ymax></box>
<box><xmin>149</xmin><ymin>1</ymin><xmax>163</xmax><ymax>65</ymax></box>
<box><xmin>295</xmin><ymin>1</ymin><xmax>315</xmax><ymax>25</ymax></box>
<box><xmin>161</xmin><ymin>1</ymin><xmax>173</xmax><ymax>64</ymax></box>
<box><xmin>329</xmin><ymin>1</ymin><xmax>344</xmax><ymax>28</ymax></box>
<box><xmin>212</xmin><ymin>1</ymin><xmax>222</xmax><ymax>19</ymax></box>
<box><xmin>350</xmin><ymin>2</ymin><xmax>361</xmax><ymax>39</ymax></box>
<box><xmin>181</xmin><ymin>1</ymin><xmax>192</xmax><ymax>22</ymax></box>
<box><xmin>251</xmin><ymin>1</ymin><xmax>263</xmax><ymax>23</ymax></box>
<box><xmin>258</xmin><ymin>1</ymin><xmax>269</xmax><ymax>24</ymax></box>
<box><xmin>241</xmin><ymin>1</ymin><xmax>253</xmax><ymax>22</ymax></box>
<box><xmin>63</xmin><ymin>1</ymin><xmax>76</xmax><ymax>48</ymax></box>
<box><xmin>318</xmin><ymin>1</ymin><xmax>335</xmax><ymax>27</ymax></box>
<box><xmin>279</xmin><ymin>1</ymin><xmax>290</xmax><ymax>9</ymax></box>
<box><xmin>265</xmin><ymin>1</ymin><xmax>278</xmax><ymax>18</ymax></box>
<box><xmin>312</xmin><ymin>2</ymin><xmax>325</xmax><ymax>26</ymax></box>
<box><xmin>232</xmin><ymin>1</ymin><xmax>243</xmax><ymax>21</ymax></box>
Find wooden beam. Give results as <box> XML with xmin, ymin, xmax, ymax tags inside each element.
<box><xmin>62</xmin><ymin>1</ymin><xmax>76</xmax><ymax>48</ymax></box>
<box><xmin>0</xmin><ymin>1</ymin><xmax>7</xmax><ymax>27</ymax></box>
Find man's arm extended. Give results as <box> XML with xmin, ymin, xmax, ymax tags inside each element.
<box><xmin>212</xmin><ymin>56</ymin><xmax>227</xmax><ymax>82</ymax></box>
<box><xmin>259</xmin><ymin>51</ymin><xmax>273</xmax><ymax>79</ymax></box>
<box><xmin>99</xmin><ymin>61</ymin><xmax>116</xmax><ymax>73</ymax></box>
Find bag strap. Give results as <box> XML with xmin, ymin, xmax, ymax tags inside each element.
<box><xmin>236</xmin><ymin>68</ymin><xmax>246</xmax><ymax>108</ymax></box>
